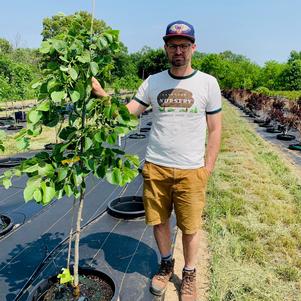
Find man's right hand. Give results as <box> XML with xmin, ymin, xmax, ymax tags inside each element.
<box><xmin>92</xmin><ymin>77</ymin><xmax>108</xmax><ymax>97</ymax></box>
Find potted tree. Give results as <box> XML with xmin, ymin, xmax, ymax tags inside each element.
<box><xmin>288</xmin><ymin>99</ymin><xmax>301</xmax><ymax>150</ymax></box>
<box><xmin>0</xmin><ymin>13</ymin><xmax>139</xmax><ymax>300</ymax></box>
<box><xmin>0</xmin><ymin>131</ymin><xmax>15</xmax><ymax>236</ymax></box>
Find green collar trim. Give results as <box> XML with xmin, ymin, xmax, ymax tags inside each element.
<box><xmin>168</xmin><ymin>69</ymin><xmax>197</xmax><ymax>80</ymax></box>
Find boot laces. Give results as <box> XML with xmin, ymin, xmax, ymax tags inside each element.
<box><xmin>182</xmin><ymin>273</ymin><xmax>195</xmax><ymax>295</ymax></box>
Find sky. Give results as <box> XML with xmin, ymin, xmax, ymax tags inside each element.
<box><xmin>0</xmin><ymin>0</ymin><xmax>300</xmax><ymax>66</ymax></box>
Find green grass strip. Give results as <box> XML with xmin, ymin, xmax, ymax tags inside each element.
<box><xmin>205</xmin><ymin>100</ymin><xmax>301</xmax><ymax>301</ymax></box>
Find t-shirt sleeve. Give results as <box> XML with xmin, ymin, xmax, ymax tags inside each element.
<box><xmin>134</xmin><ymin>76</ymin><xmax>151</xmax><ymax>107</ymax></box>
<box><xmin>205</xmin><ymin>78</ymin><xmax>222</xmax><ymax>114</ymax></box>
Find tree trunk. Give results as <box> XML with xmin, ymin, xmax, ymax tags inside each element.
<box><xmin>73</xmin><ymin>188</ymin><xmax>85</xmax><ymax>297</ymax></box>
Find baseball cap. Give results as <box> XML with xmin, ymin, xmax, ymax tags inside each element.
<box><xmin>163</xmin><ymin>20</ymin><xmax>195</xmax><ymax>43</ymax></box>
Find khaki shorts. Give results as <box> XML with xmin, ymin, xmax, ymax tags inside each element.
<box><xmin>142</xmin><ymin>161</ymin><xmax>210</xmax><ymax>234</ymax></box>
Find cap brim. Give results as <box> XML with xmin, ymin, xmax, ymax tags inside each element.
<box><xmin>163</xmin><ymin>34</ymin><xmax>195</xmax><ymax>43</ymax></box>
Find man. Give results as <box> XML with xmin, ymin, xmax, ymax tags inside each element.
<box><xmin>92</xmin><ymin>20</ymin><xmax>222</xmax><ymax>301</ymax></box>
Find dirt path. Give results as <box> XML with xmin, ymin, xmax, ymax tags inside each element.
<box><xmin>164</xmin><ymin>227</ymin><xmax>210</xmax><ymax>301</ymax></box>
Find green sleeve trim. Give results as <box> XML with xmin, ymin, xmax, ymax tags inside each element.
<box><xmin>134</xmin><ymin>97</ymin><xmax>149</xmax><ymax>107</ymax></box>
<box><xmin>206</xmin><ymin>108</ymin><xmax>222</xmax><ymax>115</ymax></box>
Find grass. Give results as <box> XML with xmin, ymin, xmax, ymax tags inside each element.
<box><xmin>0</xmin><ymin>126</ymin><xmax>57</xmax><ymax>157</ymax></box>
<box><xmin>205</xmin><ymin>99</ymin><xmax>301</xmax><ymax>301</ymax></box>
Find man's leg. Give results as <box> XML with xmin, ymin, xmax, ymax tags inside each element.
<box><xmin>154</xmin><ymin>220</ymin><xmax>172</xmax><ymax>257</ymax></box>
<box><xmin>150</xmin><ymin>220</ymin><xmax>175</xmax><ymax>296</ymax></box>
<box><xmin>182</xmin><ymin>231</ymin><xmax>199</xmax><ymax>269</ymax></box>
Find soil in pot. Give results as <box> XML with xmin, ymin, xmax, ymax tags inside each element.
<box><xmin>288</xmin><ymin>144</ymin><xmax>301</xmax><ymax>151</ymax></box>
<box><xmin>276</xmin><ymin>134</ymin><xmax>296</xmax><ymax>141</ymax></box>
<box><xmin>0</xmin><ymin>214</ymin><xmax>14</xmax><ymax>236</ymax></box>
<box><xmin>29</xmin><ymin>269</ymin><xmax>114</xmax><ymax>301</ymax></box>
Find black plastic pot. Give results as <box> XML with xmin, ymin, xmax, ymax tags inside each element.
<box><xmin>254</xmin><ymin>119</ymin><xmax>266</xmax><ymax>124</ymax></box>
<box><xmin>128</xmin><ymin>133</ymin><xmax>146</xmax><ymax>139</ymax></box>
<box><xmin>44</xmin><ymin>143</ymin><xmax>56</xmax><ymax>150</ymax></box>
<box><xmin>0</xmin><ymin>157</ymin><xmax>26</xmax><ymax>168</ymax></box>
<box><xmin>7</xmin><ymin>124</ymin><xmax>23</xmax><ymax>130</ymax></box>
<box><xmin>259</xmin><ymin>123</ymin><xmax>273</xmax><ymax>128</ymax></box>
<box><xmin>0</xmin><ymin>214</ymin><xmax>14</xmax><ymax>236</ymax></box>
<box><xmin>26</xmin><ymin>267</ymin><xmax>117</xmax><ymax>301</ymax></box>
<box><xmin>107</xmin><ymin>196</ymin><xmax>145</xmax><ymax>219</ymax></box>
<box><xmin>140</xmin><ymin>127</ymin><xmax>151</xmax><ymax>132</ymax></box>
<box><xmin>266</xmin><ymin>128</ymin><xmax>282</xmax><ymax>133</ymax></box>
<box><xmin>288</xmin><ymin>144</ymin><xmax>301</xmax><ymax>151</ymax></box>
<box><xmin>276</xmin><ymin>134</ymin><xmax>296</xmax><ymax>141</ymax></box>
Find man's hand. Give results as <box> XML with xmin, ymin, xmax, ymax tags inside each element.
<box><xmin>92</xmin><ymin>77</ymin><xmax>108</xmax><ymax>97</ymax></box>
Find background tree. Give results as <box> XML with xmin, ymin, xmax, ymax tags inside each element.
<box><xmin>0</xmin><ymin>38</ymin><xmax>13</xmax><ymax>54</ymax></box>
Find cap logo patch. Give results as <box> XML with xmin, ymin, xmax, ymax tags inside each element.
<box><xmin>169</xmin><ymin>23</ymin><xmax>190</xmax><ymax>34</ymax></box>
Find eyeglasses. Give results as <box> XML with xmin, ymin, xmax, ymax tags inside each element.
<box><xmin>166</xmin><ymin>43</ymin><xmax>192</xmax><ymax>52</ymax></box>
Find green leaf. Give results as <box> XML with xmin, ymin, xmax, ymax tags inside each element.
<box><xmin>94</xmin><ymin>131</ymin><xmax>103</xmax><ymax>143</ymax></box>
<box><xmin>24</xmin><ymin>183</ymin><xmax>36</xmax><ymax>201</ymax></box>
<box><xmin>57</xmin><ymin>268</ymin><xmax>74</xmax><ymax>285</ymax></box>
<box><xmin>23</xmin><ymin>163</ymin><xmax>39</xmax><ymax>173</ymax></box>
<box><xmin>36</xmin><ymin>100</ymin><xmax>50</xmax><ymax>111</ymax></box>
<box><xmin>51</xmin><ymin>91</ymin><xmax>66</xmax><ymax>102</ymax></box>
<box><xmin>57</xmin><ymin>168</ymin><xmax>68</xmax><ymax>181</ymax></box>
<box><xmin>33</xmin><ymin>189</ymin><xmax>42</xmax><ymax>203</ymax></box>
<box><xmin>125</xmin><ymin>154</ymin><xmax>140</xmax><ymax>167</ymax></box>
<box><xmin>40</xmin><ymin>41</ymin><xmax>51</xmax><ymax>54</ymax></box>
<box><xmin>41</xmin><ymin>183</ymin><xmax>56</xmax><ymax>205</ymax></box>
<box><xmin>2</xmin><ymin>178</ymin><xmax>12</xmax><ymax>189</ymax></box>
<box><xmin>98</xmin><ymin>36</ymin><xmax>108</xmax><ymax>48</ymax></box>
<box><xmin>90</xmin><ymin>62</ymin><xmax>99</xmax><ymax>76</ymax></box>
<box><xmin>77</xmin><ymin>51</ymin><xmax>90</xmax><ymax>63</ymax></box>
<box><xmin>84</xmin><ymin>137</ymin><xmax>93</xmax><ymax>151</ymax></box>
<box><xmin>64</xmin><ymin>185</ymin><xmax>73</xmax><ymax>197</ymax></box>
<box><xmin>60</xmin><ymin>65</ymin><xmax>69</xmax><ymax>72</ymax></box>
<box><xmin>38</xmin><ymin>163</ymin><xmax>55</xmax><ymax>177</ymax></box>
<box><xmin>32</xmin><ymin>81</ymin><xmax>42</xmax><ymax>89</ymax></box>
<box><xmin>106</xmin><ymin>167</ymin><xmax>122</xmax><ymax>185</ymax></box>
<box><xmin>16</xmin><ymin>137</ymin><xmax>30</xmax><ymax>150</ymax></box>
<box><xmin>96</xmin><ymin>165</ymin><xmax>106</xmax><ymax>178</ymax></box>
<box><xmin>107</xmin><ymin>132</ymin><xmax>117</xmax><ymax>145</ymax></box>
<box><xmin>70</xmin><ymin>90</ymin><xmax>81</xmax><ymax>102</ymax></box>
<box><xmin>28</xmin><ymin>110</ymin><xmax>42</xmax><ymax>124</ymax></box>
<box><xmin>69</xmin><ymin>68</ymin><xmax>78</xmax><ymax>80</ymax></box>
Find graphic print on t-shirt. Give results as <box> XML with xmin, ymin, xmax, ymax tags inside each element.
<box><xmin>157</xmin><ymin>88</ymin><xmax>198</xmax><ymax>113</ymax></box>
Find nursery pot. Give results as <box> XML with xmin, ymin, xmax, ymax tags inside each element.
<box><xmin>276</xmin><ymin>134</ymin><xmax>296</xmax><ymax>141</ymax></box>
<box><xmin>26</xmin><ymin>267</ymin><xmax>118</xmax><ymax>301</ymax></box>
<box><xmin>7</xmin><ymin>124</ymin><xmax>23</xmax><ymax>130</ymax></box>
<box><xmin>107</xmin><ymin>196</ymin><xmax>145</xmax><ymax>219</ymax></box>
<box><xmin>140</xmin><ymin>127</ymin><xmax>151</xmax><ymax>133</ymax></box>
<box><xmin>0</xmin><ymin>214</ymin><xmax>14</xmax><ymax>236</ymax></box>
<box><xmin>128</xmin><ymin>133</ymin><xmax>146</xmax><ymax>139</ymax></box>
<box><xmin>266</xmin><ymin>127</ymin><xmax>282</xmax><ymax>133</ymax></box>
<box><xmin>288</xmin><ymin>143</ymin><xmax>301</xmax><ymax>151</ymax></box>
<box><xmin>0</xmin><ymin>157</ymin><xmax>26</xmax><ymax>168</ymax></box>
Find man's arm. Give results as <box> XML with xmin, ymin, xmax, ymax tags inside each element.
<box><xmin>92</xmin><ymin>77</ymin><xmax>146</xmax><ymax>116</ymax></box>
<box><xmin>205</xmin><ymin>112</ymin><xmax>222</xmax><ymax>174</ymax></box>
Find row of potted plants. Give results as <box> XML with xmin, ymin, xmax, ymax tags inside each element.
<box><xmin>223</xmin><ymin>89</ymin><xmax>301</xmax><ymax>150</ymax></box>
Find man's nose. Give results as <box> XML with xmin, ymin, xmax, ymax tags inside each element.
<box><xmin>175</xmin><ymin>46</ymin><xmax>183</xmax><ymax>54</ymax></box>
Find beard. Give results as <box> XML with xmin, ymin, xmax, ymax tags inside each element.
<box><xmin>170</xmin><ymin>55</ymin><xmax>188</xmax><ymax>67</ymax></box>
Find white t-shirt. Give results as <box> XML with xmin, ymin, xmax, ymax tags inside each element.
<box><xmin>134</xmin><ymin>70</ymin><xmax>221</xmax><ymax>169</ymax></box>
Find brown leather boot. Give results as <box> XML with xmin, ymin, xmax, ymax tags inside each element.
<box><xmin>150</xmin><ymin>259</ymin><xmax>175</xmax><ymax>296</ymax></box>
<box><xmin>180</xmin><ymin>269</ymin><xmax>197</xmax><ymax>301</ymax></box>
